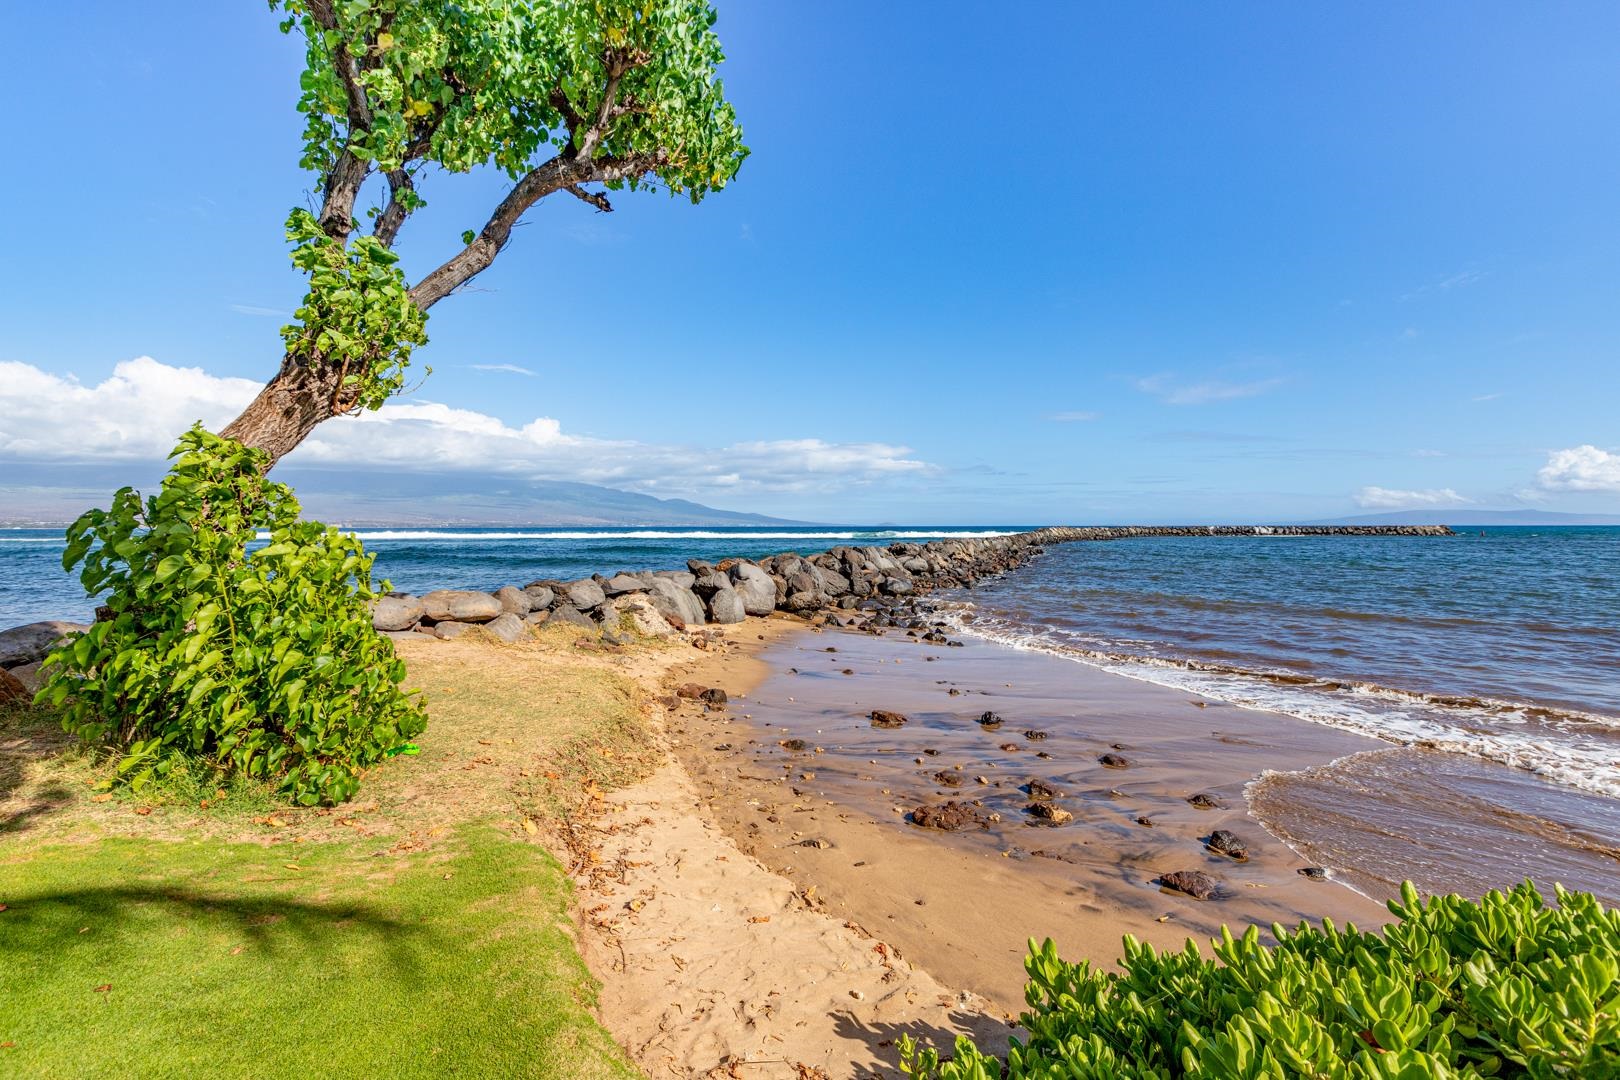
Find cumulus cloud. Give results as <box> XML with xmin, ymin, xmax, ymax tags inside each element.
<box><xmin>1354</xmin><ymin>486</ymin><xmax>1471</xmax><ymax>510</ymax></box>
<box><xmin>0</xmin><ymin>357</ymin><xmax>934</xmax><ymax>499</ymax></box>
<box><xmin>1135</xmin><ymin>373</ymin><xmax>1283</xmax><ymax>406</ymax></box>
<box><xmin>1536</xmin><ymin>445</ymin><xmax>1620</xmax><ymax>494</ymax></box>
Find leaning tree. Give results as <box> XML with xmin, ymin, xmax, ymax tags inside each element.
<box><xmin>41</xmin><ymin>0</ymin><xmax>746</xmax><ymax>804</ymax></box>
<box><xmin>226</xmin><ymin>0</ymin><xmax>747</xmax><ymax>466</ymax></box>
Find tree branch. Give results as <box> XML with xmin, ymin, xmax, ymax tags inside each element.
<box><xmin>564</xmin><ymin>184</ymin><xmax>614</xmax><ymax>213</ymax></box>
<box><xmin>408</xmin><ymin>151</ymin><xmax>665</xmax><ymax>311</ymax></box>
<box><xmin>307</xmin><ymin>0</ymin><xmax>376</xmax><ymax>240</ymax></box>
<box><xmin>373</xmin><ymin>168</ymin><xmax>415</xmax><ymax>246</ymax></box>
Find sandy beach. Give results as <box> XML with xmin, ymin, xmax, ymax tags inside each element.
<box><xmin>664</xmin><ymin>623</ymin><xmax>1393</xmax><ymax>1012</ymax></box>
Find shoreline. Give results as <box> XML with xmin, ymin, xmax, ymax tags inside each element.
<box><xmin>664</xmin><ymin>623</ymin><xmax>1393</xmax><ymax>1012</ymax></box>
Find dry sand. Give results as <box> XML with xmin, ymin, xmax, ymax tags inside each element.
<box><xmin>568</xmin><ymin>619</ymin><xmax>1013</xmax><ymax>1079</ymax></box>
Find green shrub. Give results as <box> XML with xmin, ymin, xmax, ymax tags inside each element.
<box><xmin>40</xmin><ymin>426</ymin><xmax>425</xmax><ymax>805</ymax></box>
<box><xmin>901</xmin><ymin>882</ymin><xmax>1619</xmax><ymax>1079</ymax></box>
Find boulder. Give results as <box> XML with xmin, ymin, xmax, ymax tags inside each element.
<box><xmin>522</xmin><ymin>585</ymin><xmax>556</xmax><ymax>610</ymax></box>
<box><xmin>646</xmin><ymin>578</ymin><xmax>705</xmax><ymax>628</ymax></box>
<box><xmin>728</xmin><ymin>563</ymin><xmax>777</xmax><ymax>616</ymax></box>
<box><xmin>600</xmin><ymin>595</ymin><xmax>677</xmax><ymax>638</ymax></box>
<box><xmin>483</xmin><ymin>612</ymin><xmax>528</xmax><ymax>644</ymax></box>
<box><xmin>1206</xmin><ymin>830</ymin><xmax>1249</xmax><ymax>861</ymax></box>
<box><xmin>524</xmin><ymin>610</ymin><xmax>551</xmax><ymax>627</ymax></box>
<box><xmin>421</xmin><ymin>590</ymin><xmax>503</xmax><ymax>623</ymax></box>
<box><xmin>602</xmin><ymin>573</ymin><xmax>647</xmax><ymax>597</ymax></box>
<box><xmin>548</xmin><ymin>606</ymin><xmax>596</xmax><ymax>631</ymax></box>
<box><xmin>0</xmin><ymin>667</ymin><xmax>29</xmax><ymax>706</ymax></box>
<box><xmin>433</xmin><ymin>620</ymin><xmax>477</xmax><ymax>640</ymax></box>
<box><xmin>1158</xmin><ymin>870</ymin><xmax>1220</xmax><ymax>901</ymax></box>
<box><xmin>908</xmin><ymin>802</ymin><xmax>988</xmax><ymax>831</ymax></box>
<box><xmin>706</xmin><ymin>586</ymin><xmax>746</xmax><ymax>624</ymax></box>
<box><xmin>562</xmin><ymin>578</ymin><xmax>606</xmax><ymax>610</ymax></box>
<box><xmin>691</xmin><ymin>571</ymin><xmax>731</xmax><ymax>599</ymax></box>
<box><xmin>0</xmin><ymin>621</ymin><xmax>89</xmax><ymax>669</ymax></box>
<box><xmin>371</xmin><ymin>594</ymin><xmax>425</xmax><ymax>631</ymax></box>
<box><xmin>880</xmin><ymin>576</ymin><xmax>913</xmax><ymax>596</ymax></box>
<box><xmin>7</xmin><ymin>661</ymin><xmax>43</xmax><ymax>693</ymax></box>
<box><xmin>493</xmin><ymin>585</ymin><xmax>533</xmax><ymax>616</ymax></box>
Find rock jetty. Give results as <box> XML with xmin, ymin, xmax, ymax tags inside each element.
<box><xmin>0</xmin><ymin>525</ymin><xmax>1454</xmax><ymax>668</ymax></box>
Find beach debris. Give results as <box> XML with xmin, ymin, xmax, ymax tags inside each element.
<box><xmin>947</xmin><ymin>688</ymin><xmax>960</xmax><ymax>696</ymax></box>
<box><xmin>908</xmin><ymin>801</ymin><xmax>989</xmax><ymax>830</ymax></box>
<box><xmin>1025</xmin><ymin>801</ymin><xmax>1073</xmax><ymax>825</ymax></box>
<box><xmin>1298</xmin><ymin>866</ymin><xmax>1329</xmax><ymax>881</ymax></box>
<box><xmin>1024</xmin><ymin>778</ymin><xmax>1061</xmax><ymax>802</ymax></box>
<box><xmin>1022</xmin><ymin>729</ymin><xmax>1048</xmax><ymax>741</ymax></box>
<box><xmin>1035</xmin><ymin>750</ymin><xmax>1053</xmax><ymax>759</ymax></box>
<box><xmin>1135</xmin><ymin>816</ymin><xmax>1155</xmax><ymax>827</ymax></box>
<box><xmin>977</xmin><ymin>711</ymin><xmax>1004</xmax><ymax>730</ymax></box>
<box><xmin>1158</xmin><ymin>870</ymin><xmax>1221</xmax><ymax>900</ymax></box>
<box><xmin>932</xmin><ymin>770</ymin><xmax>964</xmax><ymax>788</ymax></box>
<box><xmin>780</xmin><ymin>738</ymin><xmax>808</xmax><ymax>752</ymax></box>
<box><xmin>870</xmin><ymin>710</ymin><xmax>908</xmax><ymax>729</ymax></box>
<box><xmin>1098</xmin><ymin>753</ymin><xmax>1131</xmax><ymax>768</ymax></box>
<box><xmin>1206</xmin><ymin>830</ymin><xmax>1249</xmax><ymax>861</ymax></box>
<box><xmin>999</xmin><ymin>742</ymin><xmax>1023</xmax><ymax>753</ymax></box>
<box><xmin>1186</xmin><ymin>792</ymin><xmax>1226</xmax><ymax>810</ymax></box>
<box><xmin>975</xmin><ymin>775</ymin><xmax>990</xmax><ymax>785</ymax></box>
<box><xmin>922</xmin><ymin>747</ymin><xmax>940</xmax><ymax>756</ymax></box>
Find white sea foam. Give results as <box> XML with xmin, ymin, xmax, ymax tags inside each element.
<box><xmin>938</xmin><ymin>607</ymin><xmax>1620</xmax><ymax>801</ymax></box>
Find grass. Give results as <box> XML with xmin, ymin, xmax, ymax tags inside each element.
<box><xmin>0</xmin><ymin>629</ymin><xmax>668</xmax><ymax>1078</ymax></box>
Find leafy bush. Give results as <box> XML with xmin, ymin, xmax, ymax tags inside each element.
<box><xmin>901</xmin><ymin>882</ymin><xmax>1619</xmax><ymax>1079</ymax></box>
<box><xmin>40</xmin><ymin>426</ymin><xmax>426</xmax><ymax>804</ymax></box>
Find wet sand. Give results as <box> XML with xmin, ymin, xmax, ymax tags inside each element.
<box><xmin>671</xmin><ymin>627</ymin><xmax>1392</xmax><ymax>1012</ymax></box>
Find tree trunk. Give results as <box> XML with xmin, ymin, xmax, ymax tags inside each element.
<box><xmin>219</xmin><ymin>358</ymin><xmax>343</xmax><ymax>469</ymax></box>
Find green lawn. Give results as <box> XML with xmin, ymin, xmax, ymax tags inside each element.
<box><xmin>0</xmin><ymin>823</ymin><xmax>637</xmax><ymax>1079</ymax></box>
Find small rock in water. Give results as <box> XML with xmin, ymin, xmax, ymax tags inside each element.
<box><xmin>932</xmin><ymin>770</ymin><xmax>964</xmax><ymax>788</ymax></box>
<box><xmin>1186</xmin><ymin>792</ymin><xmax>1226</xmax><ymax>810</ymax></box>
<box><xmin>1035</xmin><ymin>751</ymin><xmax>1053</xmax><ymax>760</ymax></box>
<box><xmin>908</xmin><ymin>802</ymin><xmax>989</xmax><ymax>831</ymax></box>
<box><xmin>1135</xmin><ymin>816</ymin><xmax>1155</xmax><ymax>827</ymax></box>
<box><xmin>1298</xmin><ymin>866</ymin><xmax>1329</xmax><ymax>881</ymax></box>
<box><xmin>1025</xmin><ymin>778</ymin><xmax>1061</xmax><ymax>802</ymax></box>
<box><xmin>1022</xmin><ymin>729</ymin><xmax>1048</xmax><ymax>741</ymax></box>
<box><xmin>780</xmin><ymin>738</ymin><xmax>808</xmax><ymax>752</ymax></box>
<box><xmin>1025</xmin><ymin>802</ymin><xmax>1073</xmax><ymax>825</ymax></box>
<box><xmin>1158</xmin><ymin>870</ymin><xmax>1220</xmax><ymax>900</ymax></box>
<box><xmin>1206</xmin><ymin>830</ymin><xmax>1249</xmax><ymax>861</ymax></box>
<box><xmin>922</xmin><ymin>747</ymin><xmax>940</xmax><ymax>756</ymax></box>
<box><xmin>1098</xmin><ymin>753</ymin><xmax>1131</xmax><ymax>769</ymax></box>
<box><xmin>977</xmin><ymin>711</ymin><xmax>1003</xmax><ymax>730</ymax></box>
<box><xmin>998</xmin><ymin>742</ymin><xmax>1022</xmax><ymax>753</ymax></box>
<box><xmin>870</xmin><ymin>710</ymin><xmax>908</xmax><ymax>729</ymax></box>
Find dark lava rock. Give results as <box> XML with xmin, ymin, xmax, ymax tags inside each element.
<box><xmin>780</xmin><ymin>738</ymin><xmax>808</xmax><ymax>753</ymax></box>
<box><xmin>1022</xmin><ymin>729</ymin><xmax>1048</xmax><ymax>741</ymax></box>
<box><xmin>699</xmin><ymin>687</ymin><xmax>728</xmax><ymax>706</ymax></box>
<box><xmin>1206</xmin><ymin>830</ymin><xmax>1249</xmax><ymax>861</ymax></box>
<box><xmin>1035</xmin><ymin>751</ymin><xmax>1053</xmax><ymax>760</ymax></box>
<box><xmin>1158</xmin><ymin>870</ymin><xmax>1221</xmax><ymax>900</ymax></box>
<box><xmin>998</xmin><ymin>742</ymin><xmax>1023</xmax><ymax>753</ymax></box>
<box><xmin>1135</xmin><ymin>816</ymin><xmax>1155</xmax><ymax>827</ymax></box>
<box><xmin>922</xmin><ymin>747</ymin><xmax>940</xmax><ymax>756</ymax></box>
<box><xmin>1025</xmin><ymin>801</ymin><xmax>1073</xmax><ymax>825</ymax></box>
<box><xmin>1025</xmin><ymin>778</ymin><xmax>1061</xmax><ymax>801</ymax></box>
<box><xmin>1298</xmin><ymin>866</ymin><xmax>1329</xmax><ymax>881</ymax></box>
<box><xmin>1186</xmin><ymin>792</ymin><xmax>1226</xmax><ymax>810</ymax></box>
<box><xmin>797</xmin><ymin>838</ymin><xmax>832</xmax><ymax>850</ymax></box>
<box><xmin>977</xmin><ymin>711</ymin><xmax>1003</xmax><ymax>730</ymax></box>
<box><xmin>932</xmin><ymin>770</ymin><xmax>964</xmax><ymax>788</ymax></box>
<box><xmin>870</xmin><ymin>709</ymin><xmax>908</xmax><ymax>729</ymax></box>
<box><xmin>909</xmin><ymin>802</ymin><xmax>988</xmax><ymax>831</ymax></box>
<box><xmin>1098</xmin><ymin>753</ymin><xmax>1131</xmax><ymax>769</ymax></box>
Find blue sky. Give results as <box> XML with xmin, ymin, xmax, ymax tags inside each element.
<box><xmin>2</xmin><ymin>2</ymin><xmax>1618</xmax><ymax>524</ymax></box>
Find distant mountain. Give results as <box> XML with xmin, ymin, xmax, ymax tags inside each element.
<box><xmin>1309</xmin><ymin>509</ymin><xmax>1620</xmax><ymax>527</ymax></box>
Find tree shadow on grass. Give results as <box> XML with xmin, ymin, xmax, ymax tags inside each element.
<box><xmin>830</xmin><ymin>1007</ymin><xmax>1015</xmax><ymax>1078</ymax></box>
<box><xmin>0</xmin><ymin>884</ymin><xmax>433</xmax><ymax>986</ymax></box>
<box><xmin>0</xmin><ymin>704</ymin><xmax>76</xmax><ymax>834</ymax></box>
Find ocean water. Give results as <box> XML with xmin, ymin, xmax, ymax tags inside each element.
<box><xmin>0</xmin><ymin>526</ymin><xmax>1019</xmax><ymax>626</ymax></box>
<box><xmin>934</xmin><ymin>527</ymin><xmax>1620</xmax><ymax>901</ymax></box>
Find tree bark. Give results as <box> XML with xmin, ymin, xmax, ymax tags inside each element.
<box><xmin>219</xmin><ymin>358</ymin><xmax>344</xmax><ymax>467</ymax></box>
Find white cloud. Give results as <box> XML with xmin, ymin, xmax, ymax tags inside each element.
<box><xmin>0</xmin><ymin>357</ymin><xmax>933</xmax><ymax>499</ymax></box>
<box><xmin>1471</xmin><ymin>392</ymin><xmax>1503</xmax><ymax>402</ymax></box>
<box><xmin>1136</xmin><ymin>373</ymin><xmax>1282</xmax><ymax>406</ymax></box>
<box><xmin>1049</xmin><ymin>410</ymin><xmax>1100</xmax><ymax>422</ymax></box>
<box><xmin>470</xmin><ymin>363</ymin><xmax>537</xmax><ymax>376</ymax></box>
<box><xmin>229</xmin><ymin>303</ymin><xmax>289</xmax><ymax>317</ymax></box>
<box><xmin>1354</xmin><ymin>486</ymin><xmax>1471</xmax><ymax>510</ymax></box>
<box><xmin>1536</xmin><ymin>445</ymin><xmax>1620</xmax><ymax>494</ymax></box>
